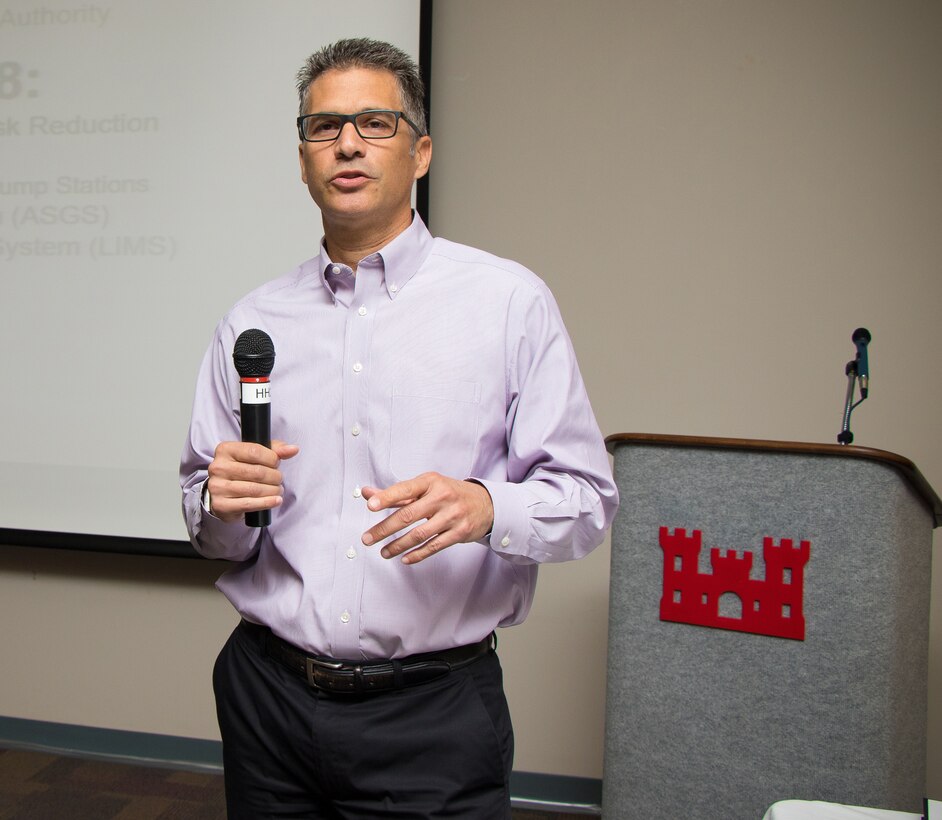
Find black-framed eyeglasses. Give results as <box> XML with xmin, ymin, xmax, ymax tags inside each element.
<box><xmin>297</xmin><ymin>109</ymin><xmax>421</xmax><ymax>143</ymax></box>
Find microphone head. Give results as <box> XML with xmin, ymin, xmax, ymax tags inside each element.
<box><xmin>233</xmin><ymin>329</ymin><xmax>275</xmax><ymax>378</ymax></box>
<box><xmin>851</xmin><ymin>326</ymin><xmax>870</xmax><ymax>385</ymax></box>
<box><xmin>852</xmin><ymin>327</ymin><xmax>871</xmax><ymax>346</ymax></box>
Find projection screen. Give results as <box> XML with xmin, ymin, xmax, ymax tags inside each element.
<box><xmin>0</xmin><ymin>1</ymin><xmax>425</xmax><ymax>550</ymax></box>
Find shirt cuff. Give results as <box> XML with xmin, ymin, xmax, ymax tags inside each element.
<box><xmin>183</xmin><ymin>479</ymin><xmax>259</xmax><ymax>561</ymax></box>
<box><xmin>471</xmin><ymin>478</ymin><xmax>533</xmax><ymax>561</ymax></box>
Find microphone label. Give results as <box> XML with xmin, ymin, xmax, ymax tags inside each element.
<box><xmin>241</xmin><ymin>381</ymin><xmax>271</xmax><ymax>405</ymax></box>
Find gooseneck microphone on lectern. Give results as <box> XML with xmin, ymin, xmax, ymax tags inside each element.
<box><xmin>233</xmin><ymin>329</ymin><xmax>275</xmax><ymax>527</ymax></box>
<box><xmin>837</xmin><ymin>327</ymin><xmax>871</xmax><ymax>445</ymax></box>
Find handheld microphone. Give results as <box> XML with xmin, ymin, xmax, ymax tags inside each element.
<box><xmin>852</xmin><ymin>327</ymin><xmax>871</xmax><ymax>398</ymax></box>
<box><xmin>233</xmin><ymin>329</ymin><xmax>275</xmax><ymax>527</ymax></box>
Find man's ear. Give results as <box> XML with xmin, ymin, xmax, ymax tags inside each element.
<box><xmin>413</xmin><ymin>135</ymin><xmax>432</xmax><ymax>180</ymax></box>
<box><xmin>298</xmin><ymin>143</ymin><xmax>308</xmax><ymax>184</ymax></box>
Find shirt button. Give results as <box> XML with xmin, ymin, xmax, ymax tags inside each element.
<box><xmin>389</xmin><ymin>284</ymin><xmax>398</xmax><ymax>293</ymax></box>
<box><xmin>331</xmin><ymin>265</ymin><xmax>340</xmax><ymax>275</ymax></box>
<box><xmin>353</xmin><ymin>362</ymin><xmax>363</xmax><ymax>373</ymax></box>
<box><xmin>500</xmin><ymin>536</ymin><xmax>511</xmax><ymax>547</ymax></box>
<box><xmin>353</xmin><ymin>486</ymin><xmax>362</xmax><ymax>498</ymax></box>
<box><xmin>340</xmin><ymin>611</ymin><xmax>351</xmax><ymax>624</ymax></box>
<box><xmin>351</xmin><ymin>424</ymin><xmax>360</xmax><ymax>436</ymax></box>
<box><xmin>358</xmin><ymin>305</ymin><xmax>367</xmax><ymax>316</ymax></box>
<box><xmin>346</xmin><ymin>547</ymin><xmax>357</xmax><ymax>559</ymax></box>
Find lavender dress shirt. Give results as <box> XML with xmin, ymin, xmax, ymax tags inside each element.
<box><xmin>180</xmin><ymin>216</ymin><xmax>618</xmax><ymax>659</ymax></box>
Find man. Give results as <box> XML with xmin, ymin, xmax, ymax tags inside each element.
<box><xmin>180</xmin><ymin>37</ymin><xmax>618</xmax><ymax>819</ymax></box>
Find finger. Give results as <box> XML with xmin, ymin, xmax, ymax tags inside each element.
<box><xmin>361</xmin><ymin>486</ymin><xmax>416</xmax><ymax>510</ymax></box>
<box><xmin>212</xmin><ymin>491</ymin><xmax>285</xmax><ymax>512</ymax></box>
<box><xmin>359</xmin><ymin>496</ymin><xmax>421</xmax><ymax>544</ymax></box>
<box><xmin>216</xmin><ymin>441</ymin><xmax>283</xmax><ymax>469</ymax></box>
<box><xmin>271</xmin><ymin>441</ymin><xmax>300</xmax><ymax>460</ymax></box>
<box><xmin>386</xmin><ymin>517</ymin><xmax>463</xmax><ymax>564</ymax></box>
<box><xmin>364</xmin><ymin>475</ymin><xmax>431</xmax><ymax>512</ymax></box>
<box><xmin>208</xmin><ymin>458</ymin><xmax>284</xmax><ymax>488</ymax></box>
<box><xmin>209</xmin><ymin>491</ymin><xmax>284</xmax><ymax>523</ymax></box>
<box><xmin>361</xmin><ymin>493</ymin><xmax>443</xmax><ymax>547</ymax></box>
<box><xmin>381</xmin><ymin>530</ymin><xmax>444</xmax><ymax>561</ymax></box>
<box><xmin>398</xmin><ymin>536</ymin><xmax>454</xmax><ymax>565</ymax></box>
<box><xmin>375</xmin><ymin>503</ymin><xmax>461</xmax><ymax>558</ymax></box>
<box><xmin>209</xmin><ymin>477</ymin><xmax>285</xmax><ymax>501</ymax></box>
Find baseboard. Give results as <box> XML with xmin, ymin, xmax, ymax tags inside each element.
<box><xmin>0</xmin><ymin>716</ymin><xmax>601</xmax><ymax>815</ymax></box>
<box><xmin>0</xmin><ymin>715</ymin><xmax>223</xmax><ymax>772</ymax></box>
<box><xmin>510</xmin><ymin>770</ymin><xmax>602</xmax><ymax>814</ymax></box>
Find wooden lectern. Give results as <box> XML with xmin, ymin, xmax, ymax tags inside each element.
<box><xmin>602</xmin><ymin>434</ymin><xmax>941</xmax><ymax>820</ymax></box>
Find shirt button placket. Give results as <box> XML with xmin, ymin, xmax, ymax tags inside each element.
<box><xmin>333</xmin><ymin>263</ymin><xmax>381</xmax><ymax>655</ymax></box>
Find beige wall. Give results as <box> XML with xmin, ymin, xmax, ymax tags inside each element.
<box><xmin>0</xmin><ymin>0</ymin><xmax>939</xmax><ymax>800</ymax></box>
<box><xmin>0</xmin><ymin>548</ymin><xmax>232</xmax><ymax>740</ymax></box>
<box><xmin>426</xmin><ymin>0</ymin><xmax>942</xmax><ymax>791</ymax></box>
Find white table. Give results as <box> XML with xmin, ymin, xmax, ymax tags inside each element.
<box><xmin>762</xmin><ymin>800</ymin><xmax>921</xmax><ymax>820</ymax></box>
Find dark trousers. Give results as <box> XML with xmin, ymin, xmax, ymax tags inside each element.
<box><xmin>213</xmin><ymin>621</ymin><xmax>514</xmax><ymax>819</ymax></box>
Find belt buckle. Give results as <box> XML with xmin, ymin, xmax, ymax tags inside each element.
<box><xmin>305</xmin><ymin>656</ymin><xmax>345</xmax><ymax>690</ymax></box>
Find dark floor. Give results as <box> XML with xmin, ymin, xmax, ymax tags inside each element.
<box><xmin>0</xmin><ymin>747</ymin><xmax>591</xmax><ymax>819</ymax></box>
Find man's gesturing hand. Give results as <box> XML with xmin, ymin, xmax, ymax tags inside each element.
<box><xmin>206</xmin><ymin>440</ymin><xmax>299</xmax><ymax>523</ymax></box>
<box><xmin>361</xmin><ymin>473</ymin><xmax>494</xmax><ymax>565</ymax></box>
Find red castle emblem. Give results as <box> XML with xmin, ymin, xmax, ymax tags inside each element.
<box><xmin>659</xmin><ymin>527</ymin><xmax>811</xmax><ymax>640</ymax></box>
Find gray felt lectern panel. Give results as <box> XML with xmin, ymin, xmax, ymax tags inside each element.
<box><xmin>603</xmin><ymin>437</ymin><xmax>934</xmax><ymax>820</ymax></box>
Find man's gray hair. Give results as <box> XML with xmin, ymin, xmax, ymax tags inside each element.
<box><xmin>296</xmin><ymin>38</ymin><xmax>427</xmax><ymax>135</ymax></box>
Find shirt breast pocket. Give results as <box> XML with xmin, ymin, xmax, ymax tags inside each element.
<box><xmin>389</xmin><ymin>380</ymin><xmax>481</xmax><ymax>481</ymax></box>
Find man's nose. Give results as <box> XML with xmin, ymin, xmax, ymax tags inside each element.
<box><xmin>334</xmin><ymin>121</ymin><xmax>366</xmax><ymax>156</ymax></box>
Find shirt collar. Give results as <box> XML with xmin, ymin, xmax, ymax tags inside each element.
<box><xmin>317</xmin><ymin>212</ymin><xmax>434</xmax><ymax>302</ymax></box>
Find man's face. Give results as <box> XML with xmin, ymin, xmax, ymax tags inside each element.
<box><xmin>298</xmin><ymin>67</ymin><xmax>431</xmax><ymax>233</ymax></box>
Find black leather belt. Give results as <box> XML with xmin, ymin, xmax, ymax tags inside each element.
<box><xmin>241</xmin><ymin>620</ymin><xmax>494</xmax><ymax>695</ymax></box>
